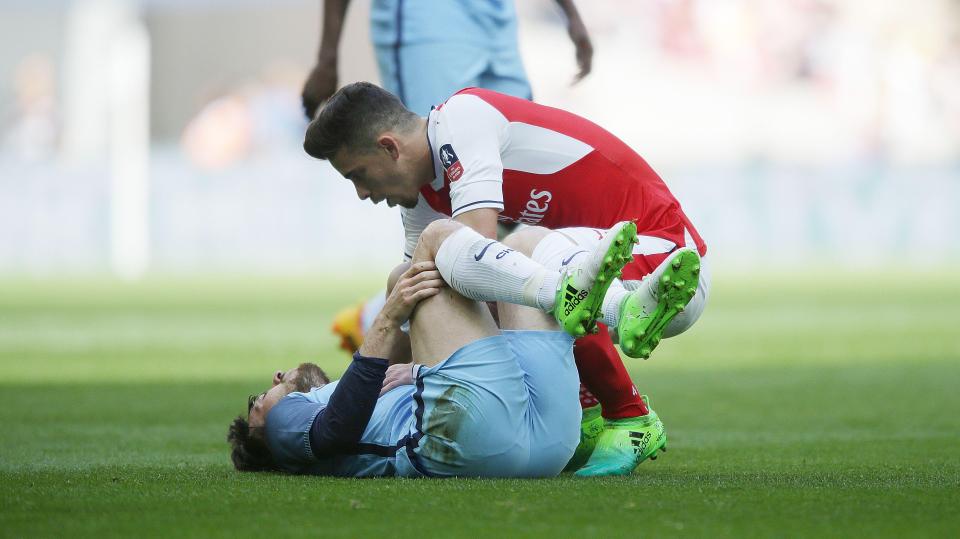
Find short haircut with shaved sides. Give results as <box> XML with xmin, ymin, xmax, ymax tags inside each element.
<box><xmin>303</xmin><ymin>82</ymin><xmax>419</xmax><ymax>160</ymax></box>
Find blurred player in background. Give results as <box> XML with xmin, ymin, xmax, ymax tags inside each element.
<box><xmin>301</xmin><ymin>0</ymin><xmax>592</xmax><ymax>119</ymax></box>
<box><xmin>304</xmin><ymin>82</ymin><xmax>712</xmax><ymax>476</ymax></box>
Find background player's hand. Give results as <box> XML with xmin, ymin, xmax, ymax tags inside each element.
<box><xmin>301</xmin><ymin>59</ymin><xmax>338</xmax><ymax>120</ymax></box>
<box><xmin>380</xmin><ymin>261</ymin><xmax>444</xmax><ymax>326</ymax></box>
<box><xmin>567</xmin><ymin>15</ymin><xmax>593</xmax><ymax>83</ymax></box>
<box><xmin>380</xmin><ymin>363</ymin><xmax>416</xmax><ymax>396</ymax></box>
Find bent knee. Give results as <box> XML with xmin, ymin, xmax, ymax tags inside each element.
<box><xmin>386</xmin><ymin>262</ymin><xmax>411</xmax><ymax>294</ymax></box>
<box><xmin>413</xmin><ymin>219</ymin><xmax>462</xmax><ymax>262</ymax></box>
<box><xmin>502</xmin><ymin>226</ymin><xmax>551</xmax><ymax>257</ymax></box>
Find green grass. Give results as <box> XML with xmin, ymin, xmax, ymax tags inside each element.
<box><xmin>1</xmin><ymin>272</ymin><xmax>958</xmax><ymax>538</ymax></box>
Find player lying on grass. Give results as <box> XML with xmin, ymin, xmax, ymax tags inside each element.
<box><xmin>304</xmin><ymin>82</ymin><xmax>711</xmax><ymax>476</ymax></box>
<box><xmin>228</xmin><ymin>219</ymin><xmax>701</xmax><ymax>476</ymax></box>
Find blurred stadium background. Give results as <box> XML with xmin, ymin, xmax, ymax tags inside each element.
<box><xmin>2</xmin><ymin>1</ymin><xmax>959</xmax><ymax>536</ymax></box>
<box><xmin>2</xmin><ymin>0</ymin><xmax>957</xmax><ymax>277</ymax></box>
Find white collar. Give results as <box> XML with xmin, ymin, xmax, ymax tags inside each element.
<box><xmin>426</xmin><ymin>107</ymin><xmax>445</xmax><ymax>191</ymax></box>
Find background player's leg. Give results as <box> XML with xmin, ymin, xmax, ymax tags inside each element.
<box><xmin>330</xmin><ymin>291</ymin><xmax>386</xmax><ymax>354</ymax></box>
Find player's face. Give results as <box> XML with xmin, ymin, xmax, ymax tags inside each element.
<box><xmin>247</xmin><ymin>363</ymin><xmax>328</xmax><ymax>428</ymax></box>
<box><xmin>330</xmin><ymin>142</ymin><xmax>421</xmax><ymax>209</ymax></box>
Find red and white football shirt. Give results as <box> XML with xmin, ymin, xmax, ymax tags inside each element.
<box><xmin>402</xmin><ymin>88</ymin><xmax>707</xmax><ymax>278</ymax></box>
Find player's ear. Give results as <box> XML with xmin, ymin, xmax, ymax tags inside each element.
<box><xmin>378</xmin><ymin>135</ymin><xmax>401</xmax><ymax>160</ymax></box>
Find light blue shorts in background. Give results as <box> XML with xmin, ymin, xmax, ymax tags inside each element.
<box><xmin>370</xmin><ymin>0</ymin><xmax>531</xmax><ymax>115</ymax></box>
<box><xmin>374</xmin><ymin>41</ymin><xmax>532</xmax><ymax>115</ymax></box>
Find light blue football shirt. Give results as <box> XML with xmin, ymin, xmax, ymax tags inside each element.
<box><xmin>265</xmin><ymin>381</ymin><xmax>417</xmax><ymax>477</ymax></box>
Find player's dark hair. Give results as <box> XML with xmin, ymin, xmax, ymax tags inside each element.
<box><xmin>227</xmin><ymin>416</ymin><xmax>275</xmax><ymax>472</ymax></box>
<box><xmin>303</xmin><ymin>81</ymin><xmax>419</xmax><ymax>160</ymax></box>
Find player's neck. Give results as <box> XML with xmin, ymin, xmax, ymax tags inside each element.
<box><xmin>414</xmin><ymin>117</ymin><xmax>435</xmax><ymax>186</ymax></box>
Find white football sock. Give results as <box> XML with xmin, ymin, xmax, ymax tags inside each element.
<box><xmin>533</xmin><ymin>228</ymin><xmax>636</xmax><ymax>329</ymax></box>
<box><xmin>601</xmin><ymin>259</ymin><xmax>672</xmax><ymax>334</ymax></box>
<box><xmin>530</xmin><ymin>231</ymin><xmax>584</xmax><ymax>270</ymax></box>
<box><xmin>529</xmin><ymin>231</ymin><xmax>590</xmax><ymax>311</ymax></box>
<box><xmin>434</xmin><ymin>226</ymin><xmax>560</xmax><ymax>311</ymax></box>
<box><xmin>600</xmin><ymin>283</ymin><xmax>632</xmax><ymax>330</ymax></box>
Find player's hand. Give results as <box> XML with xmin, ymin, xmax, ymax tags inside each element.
<box><xmin>380</xmin><ymin>363</ymin><xmax>416</xmax><ymax>396</ymax></box>
<box><xmin>301</xmin><ymin>58</ymin><xmax>338</xmax><ymax>120</ymax></box>
<box><xmin>380</xmin><ymin>261</ymin><xmax>445</xmax><ymax>326</ymax></box>
<box><xmin>567</xmin><ymin>16</ymin><xmax>593</xmax><ymax>84</ymax></box>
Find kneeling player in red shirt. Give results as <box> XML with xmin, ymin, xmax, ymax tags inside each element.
<box><xmin>306</xmin><ymin>83</ymin><xmax>711</xmax><ymax>476</ymax></box>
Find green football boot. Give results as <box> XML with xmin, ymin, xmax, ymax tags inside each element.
<box><xmin>617</xmin><ymin>247</ymin><xmax>701</xmax><ymax>359</ymax></box>
<box><xmin>563</xmin><ymin>404</ymin><xmax>604</xmax><ymax>472</ymax></box>
<box><xmin>574</xmin><ymin>396</ymin><xmax>667</xmax><ymax>477</ymax></box>
<box><xmin>554</xmin><ymin>221</ymin><xmax>638</xmax><ymax>338</ymax></box>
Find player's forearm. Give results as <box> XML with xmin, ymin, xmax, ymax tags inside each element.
<box><xmin>454</xmin><ymin>208</ymin><xmax>500</xmax><ymax>240</ymax></box>
<box><xmin>553</xmin><ymin>0</ymin><xmax>584</xmax><ymax>23</ymax></box>
<box><xmin>309</xmin><ymin>352</ymin><xmax>387</xmax><ymax>456</ymax></box>
<box><xmin>317</xmin><ymin>0</ymin><xmax>351</xmax><ymax>63</ymax></box>
<box><xmin>359</xmin><ymin>313</ymin><xmax>408</xmax><ymax>361</ymax></box>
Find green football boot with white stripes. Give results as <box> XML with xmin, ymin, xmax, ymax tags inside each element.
<box><xmin>554</xmin><ymin>221</ymin><xmax>638</xmax><ymax>338</ymax></box>
<box><xmin>617</xmin><ymin>247</ymin><xmax>701</xmax><ymax>359</ymax></box>
<box><xmin>574</xmin><ymin>396</ymin><xmax>667</xmax><ymax>477</ymax></box>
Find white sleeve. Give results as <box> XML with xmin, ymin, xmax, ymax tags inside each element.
<box><xmin>400</xmin><ymin>195</ymin><xmax>447</xmax><ymax>260</ymax></box>
<box><xmin>434</xmin><ymin>95</ymin><xmax>507</xmax><ymax>218</ymax></box>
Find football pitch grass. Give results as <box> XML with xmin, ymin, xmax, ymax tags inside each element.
<box><xmin>1</xmin><ymin>272</ymin><xmax>958</xmax><ymax>538</ymax></box>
